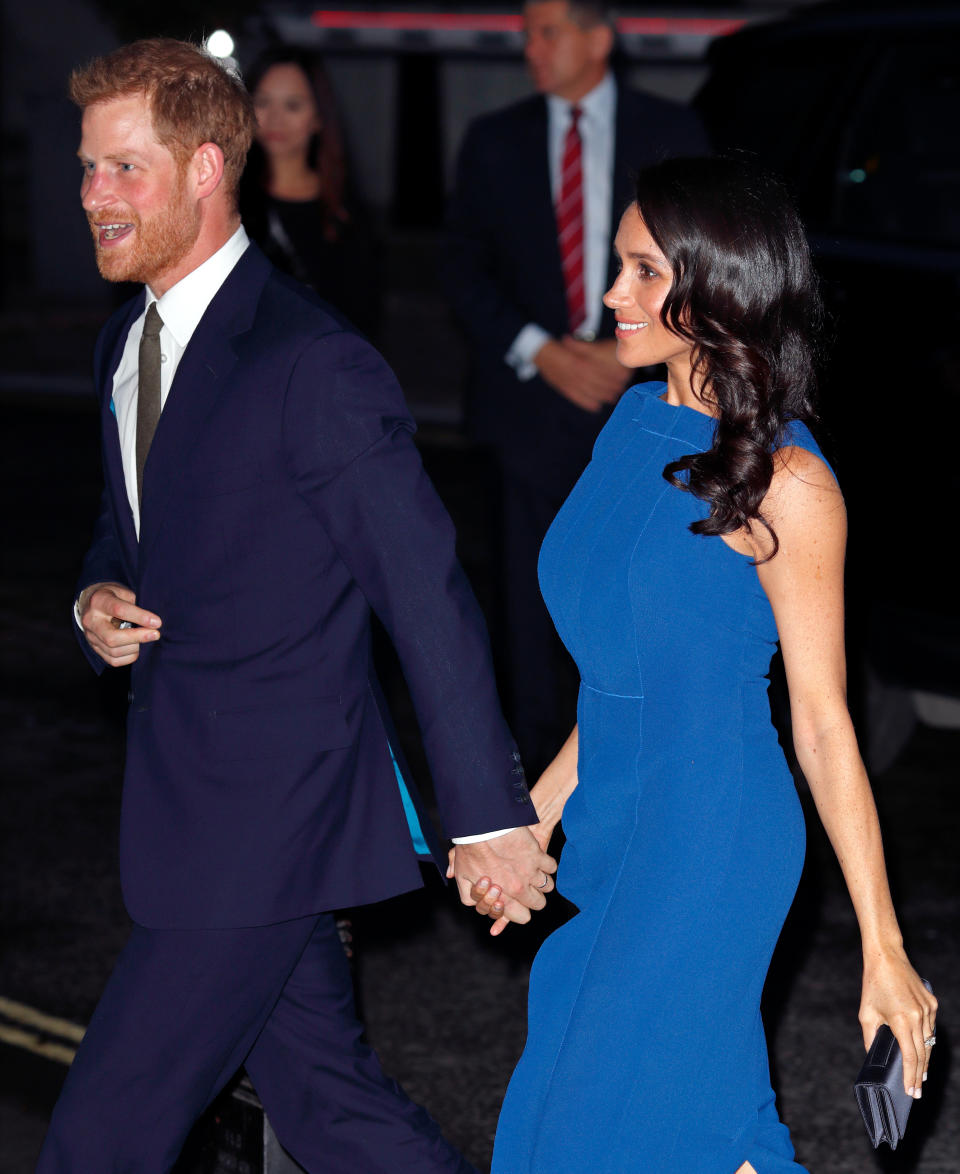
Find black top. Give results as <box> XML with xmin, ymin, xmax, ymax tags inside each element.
<box><xmin>242</xmin><ymin>192</ymin><xmax>381</xmax><ymax>337</ymax></box>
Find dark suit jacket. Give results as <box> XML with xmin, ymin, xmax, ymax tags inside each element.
<box><xmin>444</xmin><ymin>84</ymin><xmax>708</xmax><ymax>494</ymax></box>
<box><xmin>78</xmin><ymin>242</ymin><xmax>534</xmax><ymax>930</ymax></box>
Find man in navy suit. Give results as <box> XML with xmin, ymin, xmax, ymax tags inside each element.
<box><xmin>40</xmin><ymin>38</ymin><xmax>555</xmax><ymax>1174</ymax></box>
<box><xmin>444</xmin><ymin>1</ymin><xmax>707</xmax><ymax>773</ymax></box>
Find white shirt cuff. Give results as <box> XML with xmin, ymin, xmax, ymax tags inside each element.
<box><xmin>505</xmin><ymin>324</ymin><xmax>551</xmax><ymax>381</ymax></box>
<box><xmin>451</xmin><ymin>826</ymin><xmax>519</xmax><ymax>844</ymax></box>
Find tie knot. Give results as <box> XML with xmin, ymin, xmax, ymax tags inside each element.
<box><xmin>569</xmin><ymin>105</ymin><xmax>582</xmax><ymax>129</ymax></box>
<box><xmin>142</xmin><ymin>302</ymin><xmax>163</xmax><ymax>339</ymax></box>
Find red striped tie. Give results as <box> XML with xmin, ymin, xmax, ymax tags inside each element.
<box><xmin>556</xmin><ymin>105</ymin><xmax>586</xmax><ymax>334</ymax></box>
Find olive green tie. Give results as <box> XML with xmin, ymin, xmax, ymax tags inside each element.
<box><xmin>136</xmin><ymin>302</ymin><xmax>164</xmax><ymax>508</ymax></box>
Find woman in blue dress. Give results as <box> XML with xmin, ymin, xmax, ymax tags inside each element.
<box><xmin>466</xmin><ymin>157</ymin><xmax>936</xmax><ymax>1173</ymax></box>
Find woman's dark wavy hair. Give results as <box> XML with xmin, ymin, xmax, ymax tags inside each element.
<box><xmin>634</xmin><ymin>156</ymin><xmax>822</xmax><ymax>559</ymax></box>
<box><xmin>243</xmin><ymin>47</ymin><xmax>349</xmax><ymax>238</ymax></box>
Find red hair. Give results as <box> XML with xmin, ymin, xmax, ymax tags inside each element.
<box><xmin>70</xmin><ymin>38</ymin><xmax>255</xmax><ymax>201</ymax></box>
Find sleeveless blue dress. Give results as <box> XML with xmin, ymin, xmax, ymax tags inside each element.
<box><xmin>492</xmin><ymin>383</ymin><xmax>832</xmax><ymax>1174</ymax></box>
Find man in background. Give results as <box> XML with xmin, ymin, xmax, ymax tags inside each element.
<box><xmin>444</xmin><ymin>0</ymin><xmax>707</xmax><ymax>774</ymax></box>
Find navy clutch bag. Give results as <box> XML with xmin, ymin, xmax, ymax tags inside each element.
<box><xmin>854</xmin><ymin>981</ymin><xmax>934</xmax><ymax>1150</ymax></box>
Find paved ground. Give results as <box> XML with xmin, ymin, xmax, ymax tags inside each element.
<box><xmin>1</xmin><ymin>307</ymin><xmax>957</xmax><ymax>1172</ymax></box>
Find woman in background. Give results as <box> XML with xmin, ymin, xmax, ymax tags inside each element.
<box><xmin>241</xmin><ymin>47</ymin><xmax>380</xmax><ymax>336</ymax></box>
<box><xmin>469</xmin><ymin>156</ymin><xmax>936</xmax><ymax>1174</ymax></box>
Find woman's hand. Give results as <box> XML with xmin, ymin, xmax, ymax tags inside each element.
<box><xmin>860</xmin><ymin>947</ymin><xmax>938</xmax><ymax>1097</ymax></box>
<box><xmin>466</xmin><ymin>825</ymin><xmax>555</xmax><ymax>936</ymax></box>
<box><xmin>459</xmin><ymin>815</ymin><xmax>556</xmax><ymax>936</ymax></box>
<box><xmin>469</xmin><ymin>876</ymin><xmax>510</xmax><ymax>937</ymax></box>
<box><xmin>444</xmin><ymin>856</ymin><xmax>553</xmax><ymax>938</ymax></box>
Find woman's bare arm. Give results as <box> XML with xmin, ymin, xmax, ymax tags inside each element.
<box><xmin>527</xmin><ymin>724</ymin><xmax>580</xmax><ymax>848</ymax></box>
<box><xmin>753</xmin><ymin>447</ymin><xmax>937</xmax><ymax>1096</ymax></box>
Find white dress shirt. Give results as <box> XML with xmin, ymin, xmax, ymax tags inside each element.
<box><xmin>112</xmin><ymin>224</ymin><xmax>250</xmax><ymax>535</ymax></box>
<box><xmin>507</xmin><ymin>71</ymin><xmax>616</xmax><ymax>379</ymax></box>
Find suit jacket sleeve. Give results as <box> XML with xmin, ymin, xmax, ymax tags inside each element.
<box><xmin>282</xmin><ymin>328</ymin><xmax>535</xmax><ymax>838</ymax></box>
<box><xmin>74</xmin><ymin>313</ymin><xmax>137</xmax><ymax>675</ymax></box>
<box><xmin>442</xmin><ymin>118</ymin><xmax>540</xmax><ymax>362</ymax></box>
<box><xmin>72</xmin><ymin>482</ymin><xmax>133</xmax><ymax>674</ymax></box>
<box><xmin>77</xmin><ymin>484</ymin><xmax>128</xmax><ymax>598</ymax></box>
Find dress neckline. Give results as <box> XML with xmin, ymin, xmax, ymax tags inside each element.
<box><xmin>630</xmin><ymin>382</ymin><xmax>716</xmax><ymax>447</ymax></box>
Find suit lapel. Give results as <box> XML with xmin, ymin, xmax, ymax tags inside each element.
<box><xmin>525</xmin><ymin>98</ymin><xmax>558</xmax><ymax>241</ymax></box>
<box><xmin>522</xmin><ymin>98</ymin><xmax>568</xmax><ymax>332</ymax></box>
<box><xmin>137</xmin><ymin>245</ymin><xmax>271</xmax><ymax>569</ymax></box>
<box><xmin>98</xmin><ymin>295</ymin><xmax>143</xmax><ymax>569</ymax></box>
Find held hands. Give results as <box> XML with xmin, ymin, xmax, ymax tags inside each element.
<box><xmin>78</xmin><ymin>582</ymin><xmax>162</xmax><ymax>667</ymax></box>
<box><xmin>457</xmin><ymin>737</ymin><xmax>576</xmax><ymax>934</ymax></box>
<box><xmin>860</xmin><ymin>946</ymin><xmax>938</xmax><ymax>1098</ymax></box>
<box><xmin>534</xmin><ymin>337</ymin><xmax>630</xmax><ymax>414</ymax></box>
<box><xmin>448</xmin><ymin>827</ymin><xmax>557</xmax><ymax>937</ymax></box>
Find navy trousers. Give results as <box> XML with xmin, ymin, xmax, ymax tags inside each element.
<box><xmin>37</xmin><ymin>913</ymin><xmax>476</xmax><ymax>1174</ymax></box>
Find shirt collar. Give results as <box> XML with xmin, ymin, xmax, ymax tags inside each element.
<box><xmin>146</xmin><ymin>224</ymin><xmax>249</xmax><ymax>348</ymax></box>
<box><xmin>547</xmin><ymin>71</ymin><xmax>616</xmax><ymax>127</ymax></box>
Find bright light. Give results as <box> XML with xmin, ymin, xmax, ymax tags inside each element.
<box><xmin>206</xmin><ymin>30</ymin><xmax>235</xmax><ymax>58</ymax></box>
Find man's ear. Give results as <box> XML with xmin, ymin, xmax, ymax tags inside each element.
<box><xmin>589</xmin><ymin>23</ymin><xmax>614</xmax><ymax>64</ymax></box>
<box><xmin>192</xmin><ymin>142</ymin><xmax>226</xmax><ymax>199</ymax></box>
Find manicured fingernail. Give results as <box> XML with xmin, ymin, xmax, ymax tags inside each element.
<box><xmin>492</xmin><ymin>904</ymin><xmax>504</xmax><ymax>914</ymax></box>
<box><xmin>913</xmin><ymin>1089</ymin><xmax>922</xmax><ymax>1100</ymax></box>
<box><xmin>907</xmin><ymin>1087</ymin><xmax>915</xmax><ymax>1097</ymax></box>
<box><xmin>922</xmin><ymin>1072</ymin><xmax>928</xmax><ymax>1082</ymax></box>
<box><xmin>475</xmin><ymin>879</ymin><xmax>489</xmax><ymax>891</ymax></box>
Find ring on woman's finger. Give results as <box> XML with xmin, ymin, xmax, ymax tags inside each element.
<box><xmin>924</xmin><ymin>1036</ymin><xmax>936</xmax><ymax>1048</ymax></box>
<box><xmin>536</xmin><ymin>875</ymin><xmax>550</xmax><ymax>890</ymax></box>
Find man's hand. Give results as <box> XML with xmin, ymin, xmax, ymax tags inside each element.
<box><xmin>78</xmin><ymin>582</ymin><xmax>162</xmax><ymax>667</ymax></box>
<box><xmin>534</xmin><ymin>336</ymin><xmax>631</xmax><ymax>413</ymax></box>
<box><xmin>462</xmin><ymin>819</ymin><xmax>558</xmax><ymax>935</ymax></box>
<box><xmin>448</xmin><ymin>827</ymin><xmax>557</xmax><ymax>935</ymax></box>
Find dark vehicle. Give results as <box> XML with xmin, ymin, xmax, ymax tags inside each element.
<box><xmin>695</xmin><ymin>1</ymin><xmax>960</xmax><ymax>765</ymax></box>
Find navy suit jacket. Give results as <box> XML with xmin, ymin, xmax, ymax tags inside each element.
<box><xmin>78</xmin><ymin>242</ymin><xmax>534</xmax><ymax>930</ymax></box>
<box><xmin>444</xmin><ymin>85</ymin><xmax>708</xmax><ymax>494</ymax></box>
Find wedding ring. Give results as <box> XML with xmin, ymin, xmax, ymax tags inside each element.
<box><xmin>924</xmin><ymin>1036</ymin><xmax>936</xmax><ymax>1048</ymax></box>
<box><xmin>537</xmin><ymin>876</ymin><xmax>549</xmax><ymax>890</ymax></box>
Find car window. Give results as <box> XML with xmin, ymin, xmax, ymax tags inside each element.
<box><xmin>832</xmin><ymin>41</ymin><xmax>960</xmax><ymax>245</ymax></box>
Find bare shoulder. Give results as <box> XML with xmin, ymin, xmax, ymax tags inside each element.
<box><xmin>735</xmin><ymin>446</ymin><xmax>844</xmax><ymax>564</ymax></box>
<box><xmin>765</xmin><ymin>445</ymin><xmax>844</xmax><ymax>530</ymax></box>
<box><xmin>746</xmin><ymin>446</ymin><xmax>846</xmax><ymax>578</ymax></box>
<box><xmin>754</xmin><ymin>446</ymin><xmax>848</xmax><ymax>667</ymax></box>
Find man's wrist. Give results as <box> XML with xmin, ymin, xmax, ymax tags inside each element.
<box><xmin>505</xmin><ymin>324</ymin><xmax>552</xmax><ymax>381</ymax></box>
<box><xmin>451</xmin><ymin>826</ymin><xmax>519</xmax><ymax>845</ymax></box>
<box><xmin>74</xmin><ymin>584</ymin><xmax>98</xmax><ymax>627</ymax></box>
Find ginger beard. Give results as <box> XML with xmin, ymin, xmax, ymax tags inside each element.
<box><xmin>87</xmin><ymin>160</ymin><xmax>202</xmax><ymax>287</ymax></box>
